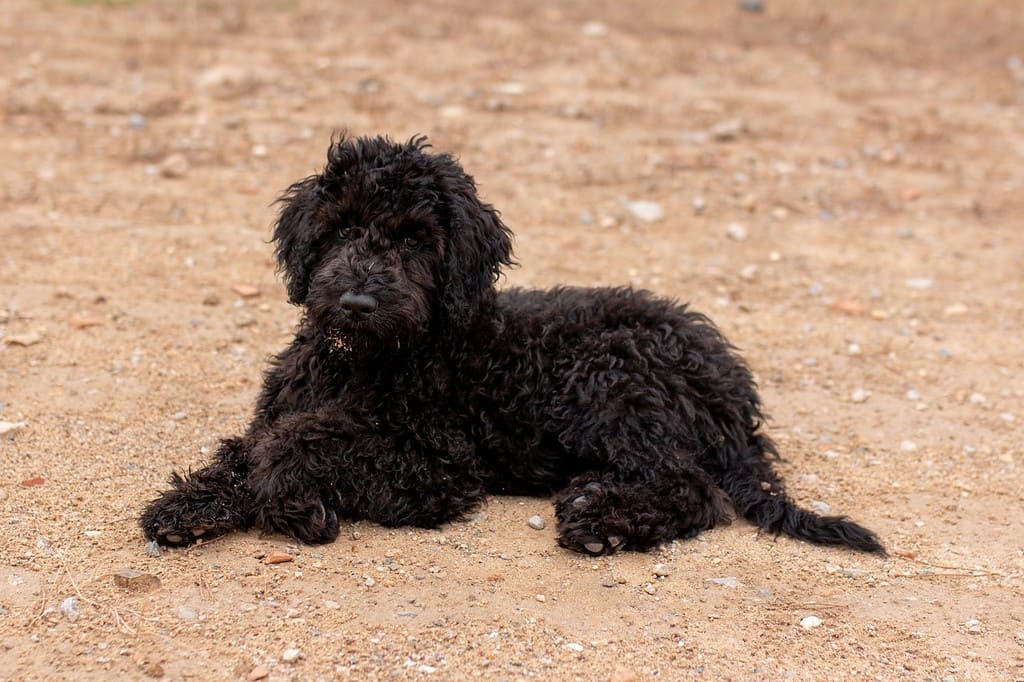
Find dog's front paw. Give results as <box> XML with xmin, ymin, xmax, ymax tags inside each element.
<box><xmin>140</xmin><ymin>473</ymin><xmax>245</xmax><ymax>547</ymax></box>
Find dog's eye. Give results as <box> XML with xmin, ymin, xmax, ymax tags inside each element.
<box><xmin>339</xmin><ymin>226</ymin><xmax>360</xmax><ymax>241</ymax></box>
<box><xmin>401</xmin><ymin>236</ymin><xmax>419</xmax><ymax>250</ymax></box>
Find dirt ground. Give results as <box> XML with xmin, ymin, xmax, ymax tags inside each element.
<box><xmin>1</xmin><ymin>0</ymin><xmax>1023</xmax><ymax>679</ymax></box>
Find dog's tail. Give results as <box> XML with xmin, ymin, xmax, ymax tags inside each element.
<box><xmin>715</xmin><ymin>434</ymin><xmax>885</xmax><ymax>553</ymax></box>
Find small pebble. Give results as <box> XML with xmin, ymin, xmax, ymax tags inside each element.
<box><xmin>281</xmin><ymin>648</ymin><xmax>302</xmax><ymax>663</ymax></box>
<box><xmin>68</xmin><ymin>315</ymin><xmax>104</xmax><ymax>329</ymax></box>
<box><xmin>623</xmin><ymin>200</ymin><xmax>664</xmax><ymax>223</ymax></box>
<box><xmin>905</xmin><ymin>277</ymin><xmax>934</xmax><ymax>290</ymax></box>
<box><xmin>830</xmin><ymin>300</ymin><xmax>864</xmax><ymax>316</ymax></box>
<box><xmin>704</xmin><ymin>577</ymin><xmax>739</xmax><ymax>588</ymax></box>
<box><xmin>581</xmin><ymin>21</ymin><xmax>608</xmax><ymax>37</ymax></box>
<box><xmin>159</xmin><ymin>153</ymin><xmax>189</xmax><ymax>179</ymax></box>
<box><xmin>851</xmin><ymin>388</ymin><xmax>870</xmax><ymax>403</ymax></box>
<box><xmin>968</xmin><ymin>392</ymin><xmax>987</xmax><ymax>405</ymax></box>
<box><xmin>652</xmin><ymin>563</ymin><xmax>670</xmax><ymax>578</ymax></box>
<box><xmin>4</xmin><ymin>332</ymin><xmax>42</xmax><ymax>347</ymax></box>
<box><xmin>692</xmin><ymin>196</ymin><xmax>706</xmax><ymax>214</ymax></box>
<box><xmin>810</xmin><ymin>501</ymin><xmax>831</xmax><ymax>514</ymax></box>
<box><xmin>127</xmin><ymin>112</ymin><xmax>147</xmax><ymax>129</ymax></box>
<box><xmin>248</xmin><ymin>665</ymin><xmax>269</xmax><ymax>681</ymax></box>
<box><xmin>263</xmin><ymin>550</ymin><xmax>294</xmax><ymax>565</ymax></box>
<box><xmin>905</xmin><ymin>390</ymin><xmax>921</xmax><ymax>401</ymax></box>
<box><xmin>900</xmin><ymin>440</ymin><xmax>917</xmax><ymax>452</ymax></box>
<box><xmin>726</xmin><ymin>223</ymin><xmax>748</xmax><ymax>241</ymax></box>
<box><xmin>232</xmin><ymin>284</ymin><xmax>260</xmax><ymax>298</ymax></box>
<box><xmin>60</xmin><ymin>596</ymin><xmax>80</xmax><ymax>621</ymax></box>
<box><xmin>964</xmin><ymin>619</ymin><xmax>982</xmax><ymax>635</ymax></box>
<box><xmin>113</xmin><ymin>568</ymin><xmax>161</xmax><ymax>592</ymax></box>
<box><xmin>642</xmin><ymin>583</ymin><xmax>657</xmax><ymax>595</ymax></box>
<box><xmin>527</xmin><ymin>515</ymin><xmax>545</xmax><ymax>530</ymax></box>
<box><xmin>943</xmin><ymin>303</ymin><xmax>969</xmax><ymax>317</ymax></box>
<box><xmin>175</xmin><ymin>605</ymin><xmax>197</xmax><ymax>620</ymax></box>
<box><xmin>800</xmin><ymin>615</ymin><xmax>823</xmax><ymax>629</ymax></box>
<box><xmin>0</xmin><ymin>421</ymin><xmax>27</xmax><ymax>436</ymax></box>
<box><xmin>564</xmin><ymin>642</ymin><xmax>584</xmax><ymax>652</ymax></box>
<box><xmin>535</xmin><ymin>594</ymin><xmax>546</xmax><ymax>603</ymax></box>
<box><xmin>711</xmin><ymin>118</ymin><xmax>745</xmax><ymax>142</ymax></box>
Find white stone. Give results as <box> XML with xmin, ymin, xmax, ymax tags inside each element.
<box><xmin>800</xmin><ymin>615</ymin><xmax>823</xmax><ymax>629</ymax></box>
<box><xmin>726</xmin><ymin>223</ymin><xmax>748</xmax><ymax>241</ymax></box>
<box><xmin>624</xmin><ymin>200</ymin><xmax>664</xmax><ymax>223</ymax></box>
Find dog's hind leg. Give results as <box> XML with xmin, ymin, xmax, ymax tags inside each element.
<box><xmin>140</xmin><ymin>437</ymin><xmax>253</xmax><ymax>547</ymax></box>
<box><xmin>553</xmin><ymin>461</ymin><xmax>731</xmax><ymax>556</ymax></box>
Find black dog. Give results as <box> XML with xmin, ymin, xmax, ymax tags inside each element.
<box><xmin>141</xmin><ymin>135</ymin><xmax>882</xmax><ymax>556</ymax></box>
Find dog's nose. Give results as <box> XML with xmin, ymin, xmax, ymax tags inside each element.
<box><xmin>340</xmin><ymin>292</ymin><xmax>379</xmax><ymax>316</ymax></box>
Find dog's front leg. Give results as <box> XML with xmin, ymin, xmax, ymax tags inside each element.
<box><xmin>242</xmin><ymin>409</ymin><xmax>363</xmax><ymax>545</ymax></box>
<box><xmin>244</xmin><ymin>409</ymin><xmax>488</xmax><ymax>544</ymax></box>
<box><xmin>140</xmin><ymin>435</ymin><xmax>255</xmax><ymax>546</ymax></box>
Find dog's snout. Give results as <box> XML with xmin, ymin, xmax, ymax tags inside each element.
<box><xmin>340</xmin><ymin>292</ymin><xmax>379</xmax><ymax>316</ymax></box>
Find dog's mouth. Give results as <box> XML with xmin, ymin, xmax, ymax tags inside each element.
<box><xmin>312</xmin><ymin>295</ymin><xmax>407</xmax><ymax>352</ymax></box>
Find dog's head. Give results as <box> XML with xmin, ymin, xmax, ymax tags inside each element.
<box><xmin>273</xmin><ymin>135</ymin><xmax>514</xmax><ymax>349</ymax></box>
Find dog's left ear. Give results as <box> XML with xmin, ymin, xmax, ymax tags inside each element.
<box><xmin>272</xmin><ymin>176</ymin><xmax>320</xmax><ymax>305</ymax></box>
<box><xmin>438</xmin><ymin>157</ymin><xmax>515</xmax><ymax>326</ymax></box>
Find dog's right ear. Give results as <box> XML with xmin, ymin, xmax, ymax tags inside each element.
<box><xmin>272</xmin><ymin>176</ymin><xmax>320</xmax><ymax>305</ymax></box>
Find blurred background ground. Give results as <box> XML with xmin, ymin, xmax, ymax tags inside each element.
<box><xmin>1</xmin><ymin>0</ymin><xmax>1022</xmax><ymax>679</ymax></box>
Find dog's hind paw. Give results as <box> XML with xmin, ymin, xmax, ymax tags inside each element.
<box><xmin>252</xmin><ymin>495</ymin><xmax>341</xmax><ymax>545</ymax></box>
<box><xmin>554</xmin><ymin>480</ymin><xmax>634</xmax><ymax>556</ymax></box>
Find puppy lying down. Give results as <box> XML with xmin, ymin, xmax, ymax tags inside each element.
<box><xmin>141</xmin><ymin>135</ymin><xmax>883</xmax><ymax>556</ymax></box>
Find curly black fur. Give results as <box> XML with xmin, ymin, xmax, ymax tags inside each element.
<box><xmin>141</xmin><ymin>134</ymin><xmax>883</xmax><ymax>556</ymax></box>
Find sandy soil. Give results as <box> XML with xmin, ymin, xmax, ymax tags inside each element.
<box><xmin>1</xmin><ymin>0</ymin><xmax>1023</xmax><ymax>679</ymax></box>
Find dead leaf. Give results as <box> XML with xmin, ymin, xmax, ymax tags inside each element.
<box><xmin>21</xmin><ymin>477</ymin><xmax>46</xmax><ymax>487</ymax></box>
